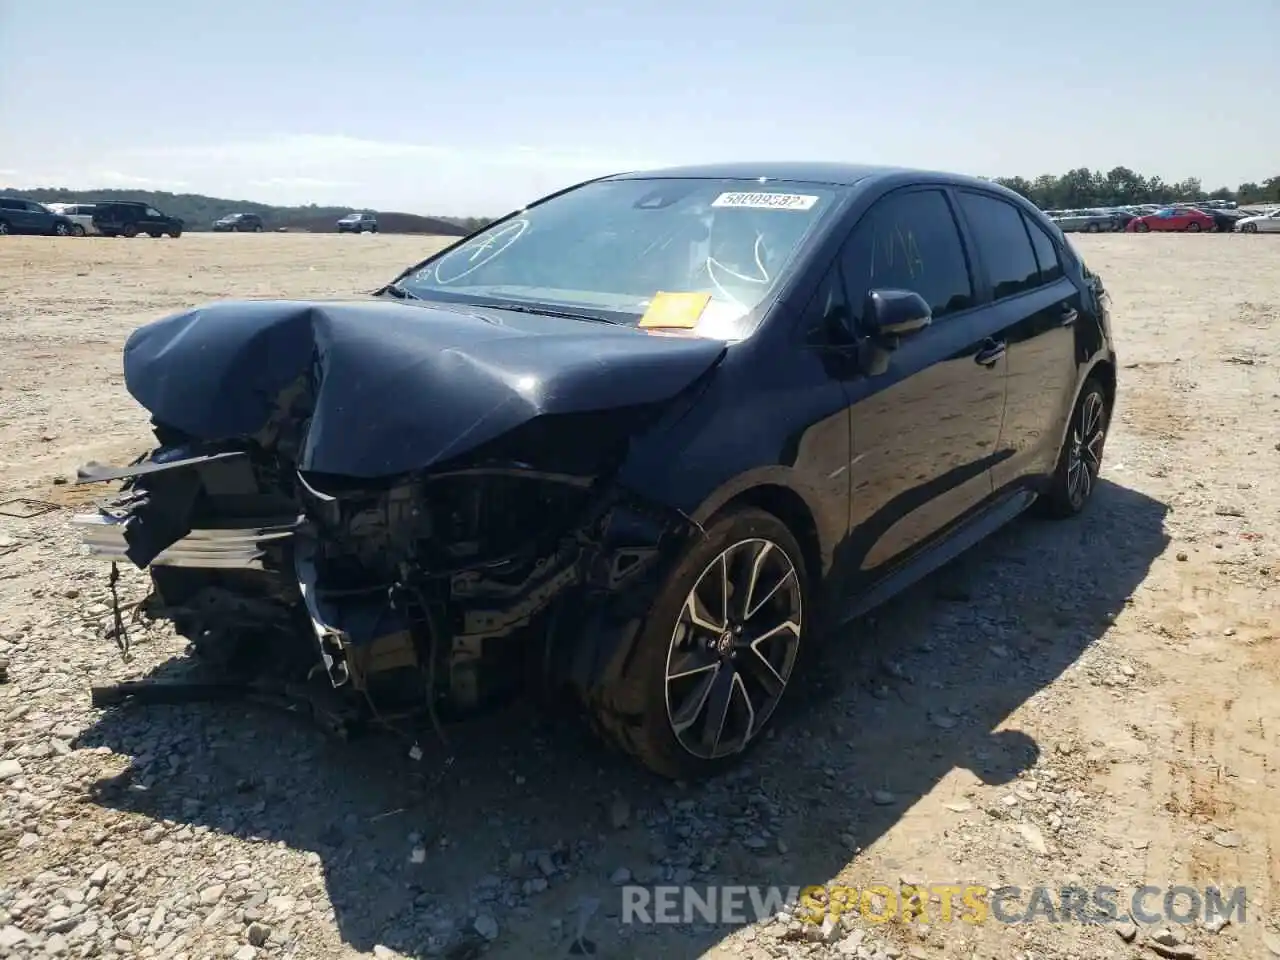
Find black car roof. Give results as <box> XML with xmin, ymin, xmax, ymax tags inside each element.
<box><xmin>604</xmin><ymin>161</ymin><xmax>1000</xmax><ymax>192</ymax></box>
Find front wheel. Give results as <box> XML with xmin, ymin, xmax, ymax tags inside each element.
<box><xmin>588</xmin><ymin>506</ymin><xmax>809</xmax><ymax>780</ymax></box>
<box><xmin>1135</xmin><ymin>222</ymin><xmax>1150</xmax><ymax>233</ymax></box>
<box><xmin>71</xmin><ymin>224</ymin><xmax>86</xmax><ymax>237</ymax></box>
<box><xmin>53</xmin><ymin>222</ymin><xmax>71</xmax><ymax>237</ymax></box>
<box><xmin>167</xmin><ymin>229</ymin><xmax>182</xmax><ymax>239</ymax></box>
<box><xmin>1187</xmin><ymin>222</ymin><xmax>1201</xmax><ymax>233</ymax></box>
<box><xmin>1086</xmin><ymin>222</ymin><xmax>1100</xmax><ymax>233</ymax></box>
<box><xmin>1038</xmin><ymin>378</ymin><xmax>1109</xmax><ymax>518</ymax></box>
<box><xmin>121</xmin><ymin>223</ymin><xmax>139</xmax><ymax>238</ymax></box>
<box><xmin>148</xmin><ymin>232</ymin><xmax>162</xmax><ymax>238</ymax></box>
<box><xmin>1243</xmin><ymin>223</ymin><xmax>1258</xmax><ymax>234</ymax></box>
<box><xmin>0</xmin><ymin>220</ymin><xmax>8</xmax><ymax>236</ymax></box>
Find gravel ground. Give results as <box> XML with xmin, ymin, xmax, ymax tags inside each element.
<box><xmin>1</xmin><ymin>232</ymin><xmax>1278</xmax><ymax>960</ymax></box>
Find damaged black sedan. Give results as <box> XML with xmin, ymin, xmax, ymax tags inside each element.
<box><xmin>74</xmin><ymin>163</ymin><xmax>1116</xmax><ymax>780</ymax></box>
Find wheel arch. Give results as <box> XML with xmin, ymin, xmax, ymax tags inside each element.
<box><xmin>705</xmin><ymin>482</ymin><xmax>823</xmax><ymax>590</ymax></box>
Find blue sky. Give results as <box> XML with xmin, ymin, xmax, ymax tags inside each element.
<box><xmin>1</xmin><ymin>0</ymin><xmax>1274</xmax><ymax>216</ymax></box>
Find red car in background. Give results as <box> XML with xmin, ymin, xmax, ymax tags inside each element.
<box><xmin>1126</xmin><ymin>207</ymin><xmax>1216</xmax><ymax>233</ymax></box>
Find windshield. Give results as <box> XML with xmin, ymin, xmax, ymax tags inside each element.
<box><xmin>399</xmin><ymin>177</ymin><xmax>839</xmax><ymax>339</ymax></box>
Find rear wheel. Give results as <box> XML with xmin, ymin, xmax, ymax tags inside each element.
<box><xmin>71</xmin><ymin>224</ymin><xmax>86</xmax><ymax>237</ymax></box>
<box><xmin>1135</xmin><ymin>222</ymin><xmax>1150</xmax><ymax>233</ymax></box>
<box><xmin>1086</xmin><ymin>222</ymin><xmax>1100</xmax><ymax>233</ymax></box>
<box><xmin>122</xmin><ymin>223</ymin><xmax>139</xmax><ymax>238</ymax></box>
<box><xmin>1038</xmin><ymin>378</ymin><xmax>1109</xmax><ymax>519</ymax></box>
<box><xmin>588</xmin><ymin>506</ymin><xmax>808</xmax><ymax>780</ymax></box>
<box><xmin>0</xmin><ymin>220</ymin><xmax>9</xmax><ymax>236</ymax></box>
<box><xmin>168</xmin><ymin>229</ymin><xmax>182</xmax><ymax>239</ymax></box>
<box><xmin>254</xmin><ymin>224</ymin><xmax>263</xmax><ymax>232</ymax></box>
<box><xmin>1243</xmin><ymin>223</ymin><xmax>1258</xmax><ymax>233</ymax></box>
<box><xmin>148</xmin><ymin>232</ymin><xmax>162</xmax><ymax>238</ymax></box>
<box><xmin>53</xmin><ymin>222</ymin><xmax>71</xmax><ymax>237</ymax></box>
<box><xmin>1187</xmin><ymin>222</ymin><xmax>1201</xmax><ymax>233</ymax></box>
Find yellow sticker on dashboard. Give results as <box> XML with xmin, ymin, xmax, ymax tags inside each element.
<box><xmin>638</xmin><ymin>291</ymin><xmax>711</xmax><ymax>330</ymax></box>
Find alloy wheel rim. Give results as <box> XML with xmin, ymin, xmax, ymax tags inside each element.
<box><xmin>664</xmin><ymin>538</ymin><xmax>802</xmax><ymax>761</ymax></box>
<box><xmin>1067</xmin><ymin>392</ymin><xmax>1106</xmax><ymax>507</ymax></box>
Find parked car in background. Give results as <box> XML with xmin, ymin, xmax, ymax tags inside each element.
<box><xmin>1207</xmin><ymin>209</ymin><xmax>1248</xmax><ymax>233</ymax></box>
<box><xmin>1050</xmin><ymin>209</ymin><xmax>1115</xmax><ymax>233</ymax></box>
<box><xmin>72</xmin><ymin>161</ymin><xmax>1116</xmax><ymax>779</ymax></box>
<box><xmin>92</xmin><ymin>202</ymin><xmax>184</xmax><ymax>238</ymax></box>
<box><xmin>43</xmin><ymin>202</ymin><xmax>98</xmax><ymax>235</ymax></box>
<box><xmin>337</xmin><ymin>211</ymin><xmax>378</xmax><ymax>233</ymax></box>
<box><xmin>0</xmin><ymin>197</ymin><xmax>76</xmax><ymax>236</ymax></box>
<box><xmin>1126</xmin><ymin>207</ymin><xmax>1216</xmax><ymax>233</ymax></box>
<box><xmin>212</xmin><ymin>213</ymin><xmax>264</xmax><ymax>232</ymax></box>
<box><xmin>1235</xmin><ymin>209</ymin><xmax>1280</xmax><ymax>233</ymax></box>
<box><xmin>1105</xmin><ymin>209</ymin><xmax>1136</xmax><ymax>231</ymax></box>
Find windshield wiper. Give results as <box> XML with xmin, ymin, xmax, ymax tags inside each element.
<box><xmin>374</xmin><ymin>281</ymin><xmax>419</xmax><ymax>300</ymax></box>
<box><xmin>485</xmin><ymin>302</ymin><xmax>616</xmax><ymax>324</ymax></box>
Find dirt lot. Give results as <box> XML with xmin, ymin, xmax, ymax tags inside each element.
<box><xmin>1</xmin><ymin>232</ymin><xmax>1278</xmax><ymax>960</ymax></box>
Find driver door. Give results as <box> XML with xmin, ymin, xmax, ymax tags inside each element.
<box><xmin>836</xmin><ymin>187</ymin><xmax>1009</xmax><ymax>588</ymax></box>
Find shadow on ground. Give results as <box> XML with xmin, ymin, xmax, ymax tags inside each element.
<box><xmin>75</xmin><ymin>479</ymin><xmax>1168</xmax><ymax>959</ymax></box>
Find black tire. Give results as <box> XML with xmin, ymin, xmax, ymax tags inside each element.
<box><xmin>71</xmin><ymin>224</ymin><xmax>86</xmax><ymax>237</ymax></box>
<box><xmin>587</xmin><ymin>506</ymin><xmax>810</xmax><ymax>780</ymax></box>
<box><xmin>1037</xmin><ymin>377</ymin><xmax>1109</xmax><ymax>519</ymax></box>
<box><xmin>370</xmin><ymin>226</ymin><xmax>378</xmax><ymax>233</ymax></box>
<box><xmin>168</xmin><ymin>229</ymin><xmax>182</xmax><ymax>239</ymax></box>
<box><xmin>254</xmin><ymin>224</ymin><xmax>263</xmax><ymax>232</ymax></box>
<box><xmin>53</xmin><ymin>222</ymin><xmax>71</xmax><ymax>237</ymax></box>
<box><xmin>1187</xmin><ymin>222</ymin><xmax>1201</xmax><ymax>233</ymax></box>
<box><xmin>1243</xmin><ymin>223</ymin><xmax>1258</xmax><ymax>233</ymax></box>
<box><xmin>1086</xmin><ymin>222</ymin><xmax>1100</xmax><ymax>233</ymax></box>
<box><xmin>148</xmin><ymin>232</ymin><xmax>162</xmax><ymax>238</ymax></box>
<box><xmin>121</xmin><ymin>223</ymin><xmax>139</xmax><ymax>238</ymax></box>
<box><xmin>1135</xmin><ymin>222</ymin><xmax>1150</xmax><ymax>233</ymax></box>
<box><xmin>0</xmin><ymin>220</ymin><xmax>8</xmax><ymax>236</ymax></box>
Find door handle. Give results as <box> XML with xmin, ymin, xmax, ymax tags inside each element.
<box><xmin>974</xmin><ymin>339</ymin><xmax>1006</xmax><ymax>368</ymax></box>
<box><xmin>1059</xmin><ymin>305</ymin><xmax>1078</xmax><ymax>326</ymax></box>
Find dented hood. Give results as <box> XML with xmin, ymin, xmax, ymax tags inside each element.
<box><xmin>123</xmin><ymin>298</ymin><xmax>726</xmax><ymax>478</ymax></box>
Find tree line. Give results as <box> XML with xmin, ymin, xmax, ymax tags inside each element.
<box><xmin>989</xmin><ymin>167</ymin><xmax>1280</xmax><ymax>210</ymax></box>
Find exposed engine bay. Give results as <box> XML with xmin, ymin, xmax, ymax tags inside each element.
<box><xmin>75</xmin><ymin>422</ymin><xmax>699</xmax><ymax>734</ymax></box>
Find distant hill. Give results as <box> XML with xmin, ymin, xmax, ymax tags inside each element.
<box><xmin>284</xmin><ymin>211</ymin><xmax>471</xmax><ymax>235</ymax></box>
<box><xmin>0</xmin><ymin>186</ymin><xmax>491</xmax><ymax>235</ymax></box>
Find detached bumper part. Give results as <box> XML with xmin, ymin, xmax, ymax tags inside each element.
<box><xmin>72</xmin><ymin>513</ymin><xmax>301</xmax><ymax>570</ymax></box>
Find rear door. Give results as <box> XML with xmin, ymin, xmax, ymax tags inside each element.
<box><xmin>839</xmin><ymin>186</ymin><xmax>1008</xmax><ymax>582</ymax></box>
<box><xmin>954</xmin><ymin>190</ymin><xmax>1079</xmax><ymax>490</ymax></box>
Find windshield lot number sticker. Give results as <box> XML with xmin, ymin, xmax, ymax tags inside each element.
<box><xmin>711</xmin><ymin>192</ymin><xmax>818</xmax><ymax>211</ymax></box>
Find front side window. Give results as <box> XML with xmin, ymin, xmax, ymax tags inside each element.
<box><xmin>838</xmin><ymin>188</ymin><xmax>974</xmax><ymax>329</ymax></box>
<box><xmin>955</xmin><ymin>191</ymin><xmax>1040</xmax><ymax>300</ymax></box>
<box><xmin>400</xmin><ymin>177</ymin><xmax>841</xmax><ymax>339</ymax></box>
<box><xmin>146</xmin><ymin>207</ymin><xmax>162</xmax><ymax>217</ymax></box>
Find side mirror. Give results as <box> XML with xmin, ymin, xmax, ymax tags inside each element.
<box><xmin>864</xmin><ymin>289</ymin><xmax>932</xmax><ymax>341</ymax></box>
<box><xmin>858</xmin><ymin>289</ymin><xmax>931</xmax><ymax>377</ymax></box>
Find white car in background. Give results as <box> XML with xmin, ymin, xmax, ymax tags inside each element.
<box><xmin>1235</xmin><ymin>209</ymin><xmax>1280</xmax><ymax>233</ymax></box>
<box><xmin>44</xmin><ymin>203</ymin><xmax>97</xmax><ymax>236</ymax></box>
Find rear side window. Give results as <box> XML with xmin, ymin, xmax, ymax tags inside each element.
<box><xmin>839</xmin><ymin>188</ymin><xmax>974</xmax><ymax>328</ymax></box>
<box><xmin>956</xmin><ymin>192</ymin><xmax>1040</xmax><ymax>300</ymax></box>
<box><xmin>1023</xmin><ymin>215</ymin><xmax>1064</xmax><ymax>284</ymax></box>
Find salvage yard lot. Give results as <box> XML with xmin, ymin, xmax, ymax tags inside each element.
<box><xmin>1</xmin><ymin>233</ymin><xmax>1279</xmax><ymax>960</ymax></box>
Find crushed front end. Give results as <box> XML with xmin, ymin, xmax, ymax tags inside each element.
<box><xmin>75</xmin><ymin>297</ymin><xmax>723</xmax><ymax>735</ymax></box>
